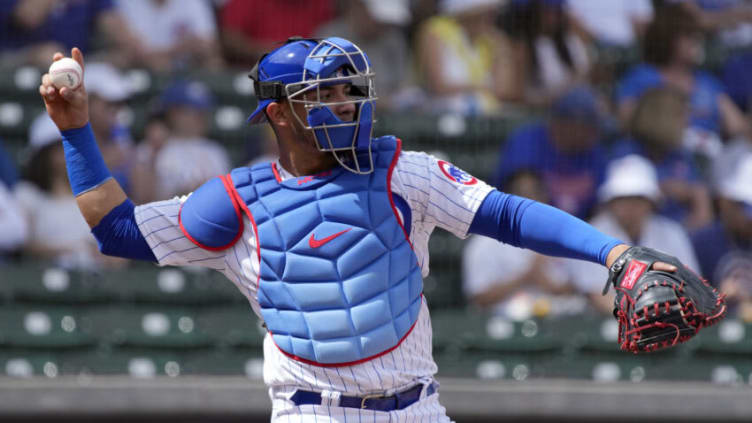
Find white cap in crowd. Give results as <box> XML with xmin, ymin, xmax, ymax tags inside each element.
<box><xmin>28</xmin><ymin>112</ymin><xmax>61</xmax><ymax>152</ymax></box>
<box><xmin>720</xmin><ymin>153</ymin><xmax>752</xmax><ymax>209</ymax></box>
<box><xmin>440</xmin><ymin>0</ymin><xmax>503</xmax><ymax>15</ymax></box>
<box><xmin>362</xmin><ymin>0</ymin><xmax>411</xmax><ymax>25</ymax></box>
<box><xmin>598</xmin><ymin>154</ymin><xmax>661</xmax><ymax>204</ymax></box>
<box><xmin>84</xmin><ymin>62</ymin><xmax>131</xmax><ymax>102</ymax></box>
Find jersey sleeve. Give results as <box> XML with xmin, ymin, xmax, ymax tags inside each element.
<box><xmin>393</xmin><ymin>151</ymin><xmax>494</xmax><ymax>239</ymax></box>
<box><xmin>134</xmin><ymin>196</ymin><xmax>226</xmax><ymax>269</ymax></box>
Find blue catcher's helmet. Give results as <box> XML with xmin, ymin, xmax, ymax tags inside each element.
<box><xmin>248</xmin><ymin>37</ymin><xmax>377</xmax><ymax>174</ymax></box>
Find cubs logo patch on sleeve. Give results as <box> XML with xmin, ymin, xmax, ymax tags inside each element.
<box><xmin>437</xmin><ymin>160</ymin><xmax>477</xmax><ymax>185</ymax></box>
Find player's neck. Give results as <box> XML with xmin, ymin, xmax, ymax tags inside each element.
<box><xmin>278</xmin><ymin>147</ymin><xmax>338</xmax><ymax>177</ymax></box>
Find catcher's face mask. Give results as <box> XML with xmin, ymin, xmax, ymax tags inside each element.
<box><xmin>248</xmin><ymin>37</ymin><xmax>377</xmax><ymax>175</ymax></box>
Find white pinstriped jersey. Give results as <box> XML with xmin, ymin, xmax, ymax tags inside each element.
<box><xmin>135</xmin><ymin>150</ymin><xmax>493</xmax><ymax>421</ymax></box>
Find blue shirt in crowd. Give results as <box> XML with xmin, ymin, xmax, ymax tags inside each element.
<box><xmin>616</xmin><ymin>64</ymin><xmax>726</xmax><ymax>134</ymax></box>
<box><xmin>610</xmin><ymin>139</ymin><xmax>701</xmax><ymax>223</ymax></box>
<box><xmin>494</xmin><ymin>122</ymin><xmax>607</xmax><ymax>219</ymax></box>
<box><xmin>723</xmin><ymin>52</ymin><xmax>752</xmax><ymax>112</ymax></box>
<box><xmin>0</xmin><ymin>138</ymin><xmax>18</xmax><ymax>188</ymax></box>
<box><xmin>691</xmin><ymin>221</ymin><xmax>752</xmax><ymax>286</ymax></box>
<box><xmin>0</xmin><ymin>0</ymin><xmax>114</xmax><ymax>52</ymax></box>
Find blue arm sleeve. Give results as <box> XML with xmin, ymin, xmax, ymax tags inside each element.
<box><xmin>468</xmin><ymin>190</ymin><xmax>624</xmax><ymax>265</ymax></box>
<box><xmin>91</xmin><ymin>199</ymin><xmax>157</xmax><ymax>262</ymax></box>
<box><xmin>61</xmin><ymin>123</ymin><xmax>113</xmax><ymax>196</ymax></box>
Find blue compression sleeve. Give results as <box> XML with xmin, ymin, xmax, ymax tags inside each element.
<box><xmin>468</xmin><ymin>190</ymin><xmax>624</xmax><ymax>265</ymax></box>
<box><xmin>61</xmin><ymin>123</ymin><xmax>112</xmax><ymax>195</ymax></box>
<box><xmin>92</xmin><ymin>199</ymin><xmax>157</xmax><ymax>262</ymax></box>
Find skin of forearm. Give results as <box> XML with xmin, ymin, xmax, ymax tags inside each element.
<box><xmin>75</xmin><ymin>178</ymin><xmax>128</xmax><ymax>228</ymax></box>
<box><xmin>605</xmin><ymin>244</ymin><xmax>630</xmax><ymax>268</ymax></box>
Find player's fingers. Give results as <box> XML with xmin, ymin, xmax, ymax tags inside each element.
<box><xmin>39</xmin><ymin>81</ymin><xmax>54</xmax><ymax>96</ymax></box>
<box><xmin>653</xmin><ymin>262</ymin><xmax>678</xmax><ymax>272</ymax></box>
<box><xmin>39</xmin><ymin>83</ymin><xmax>52</xmax><ymax>101</ymax></box>
<box><xmin>39</xmin><ymin>74</ymin><xmax>58</xmax><ymax>100</ymax></box>
<box><xmin>72</xmin><ymin>47</ymin><xmax>84</xmax><ymax>71</ymax></box>
<box><xmin>41</xmin><ymin>73</ymin><xmax>54</xmax><ymax>88</ymax></box>
<box><xmin>59</xmin><ymin>85</ymin><xmax>85</xmax><ymax>104</ymax></box>
<box><xmin>53</xmin><ymin>52</ymin><xmax>64</xmax><ymax>61</ymax></box>
<box><xmin>59</xmin><ymin>86</ymin><xmax>76</xmax><ymax>101</ymax></box>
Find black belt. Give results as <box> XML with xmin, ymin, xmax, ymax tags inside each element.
<box><xmin>290</xmin><ymin>381</ymin><xmax>438</xmax><ymax>411</ymax></box>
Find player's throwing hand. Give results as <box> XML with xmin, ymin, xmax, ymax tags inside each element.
<box><xmin>39</xmin><ymin>48</ymin><xmax>89</xmax><ymax>131</ymax></box>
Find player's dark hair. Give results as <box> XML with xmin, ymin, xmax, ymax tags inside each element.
<box><xmin>500</xmin><ymin>168</ymin><xmax>542</xmax><ymax>192</ymax></box>
<box><xmin>509</xmin><ymin>0</ymin><xmax>574</xmax><ymax>76</ymax></box>
<box><xmin>630</xmin><ymin>86</ymin><xmax>688</xmax><ymax>152</ymax></box>
<box><xmin>643</xmin><ymin>5</ymin><xmax>702</xmax><ymax>66</ymax></box>
<box><xmin>23</xmin><ymin>145</ymin><xmax>60</xmax><ymax>193</ymax></box>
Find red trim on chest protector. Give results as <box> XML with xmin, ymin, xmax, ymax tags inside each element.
<box><xmin>269</xmin><ymin>295</ymin><xmax>424</xmax><ymax>367</ymax></box>
<box><xmin>225</xmin><ymin>173</ymin><xmax>262</xmax><ymax>290</ymax></box>
<box><xmin>271</xmin><ymin>162</ymin><xmax>282</xmax><ymax>183</ymax></box>
<box><xmin>387</xmin><ymin>138</ymin><xmax>413</xmax><ymax>249</ymax></box>
<box><xmin>177</xmin><ymin>174</ymin><xmax>244</xmax><ymax>252</ymax></box>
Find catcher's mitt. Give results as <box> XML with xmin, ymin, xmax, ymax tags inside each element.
<box><xmin>603</xmin><ymin>246</ymin><xmax>727</xmax><ymax>353</ymax></box>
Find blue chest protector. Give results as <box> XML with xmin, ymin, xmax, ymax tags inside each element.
<box><xmin>183</xmin><ymin>136</ymin><xmax>423</xmax><ymax>366</ymax></box>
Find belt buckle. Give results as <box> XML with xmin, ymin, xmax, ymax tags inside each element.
<box><xmin>360</xmin><ymin>393</ymin><xmax>382</xmax><ymax>409</ymax></box>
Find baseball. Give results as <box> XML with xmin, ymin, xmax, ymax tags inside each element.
<box><xmin>48</xmin><ymin>57</ymin><xmax>83</xmax><ymax>90</ymax></box>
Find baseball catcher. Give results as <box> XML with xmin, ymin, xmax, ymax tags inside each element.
<box><xmin>604</xmin><ymin>246</ymin><xmax>727</xmax><ymax>353</ymax></box>
<box><xmin>40</xmin><ymin>34</ymin><xmax>726</xmax><ymax>420</ymax></box>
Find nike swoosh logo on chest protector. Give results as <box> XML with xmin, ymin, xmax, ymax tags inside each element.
<box><xmin>308</xmin><ymin>228</ymin><xmax>352</xmax><ymax>248</ymax></box>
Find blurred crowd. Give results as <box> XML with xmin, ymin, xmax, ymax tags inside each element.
<box><xmin>0</xmin><ymin>0</ymin><xmax>751</xmax><ymax>321</ymax></box>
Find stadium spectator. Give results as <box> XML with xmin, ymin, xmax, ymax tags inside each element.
<box><xmin>507</xmin><ymin>0</ymin><xmax>593</xmax><ymax>106</ymax></box>
<box><xmin>493</xmin><ymin>86</ymin><xmax>608</xmax><ymax>219</ymax></box>
<box><xmin>0</xmin><ymin>138</ymin><xmax>19</xmax><ymax>189</ymax></box>
<box><xmin>616</xmin><ymin>4</ymin><xmax>748</xmax><ymax>151</ymax></box>
<box><xmin>115</xmin><ymin>0</ymin><xmax>223</xmax><ymax>71</ymax></box>
<box><xmin>711</xmin><ymin>135</ymin><xmax>752</xmax><ymax>192</ymax></box>
<box><xmin>0</xmin><ymin>179</ymin><xmax>27</xmax><ymax>257</ymax></box>
<box><xmin>662</xmin><ymin>0</ymin><xmax>752</xmax><ymax>48</ymax></box>
<box><xmin>131</xmin><ymin>79</ymin><xmax>230</xmax><ymax>200</ymax></box>
<box><xmin>14</xmin><ymin>113</ymin><xmax>121</xmax><ymax>269</ymax></box>
<box><xmin>130</xmin><ymin>110</ymin><xmax>169</xmax><ymax>204</ymax></box>
<box><xmin>0</xmin><ymin>138</ymin><xmax>25</xmax><ymax>257</ymax></box>
<box><xmin>691</xmin><ymin>154</ymin><xmax>752</xmax><ymax>291</ymax></box>
<box><xmin>463</xmin><ymin>169</ymin><xmax>578</xmax><ymax>319</ymax></box>
<box><xmin>83</xmin><ymin>62</ymin><xmax>135</xmax><ymax>196</ymax></box>
<box><xmin>220</xmin><ymin>0</ymin><xmax>334</xmax><ymax>67</ymax></box>
<box><xmin>610</xmin><ymin>87</ymin><xmax>713</xmax><ymax>230</ymax></box>
<box><xmin>0</xmin><ymin>0</ymin><xmax>140</xmax><ymax>67</ymax></box>
<box><xmin>415</xmin><ymin>0</ymin><xmax>521</xmax><ymax>115</ymax></box>
<box><xmin>568</xmin><ymin>155</ymin><xmax>699</xmax><ymax>314</ymax></box>
<box><xmin>565</xmin><ymin>0</ymin><xmax>653</xmax><ymax>48</ymax></box>
<box><xmin>316</xmin><ymin>0</ymin><xmax>412</xmax><ymax>109</ymax></box>
<box><xmin>721</xmin><ymin>51</ymin><xmax>752</xmax><ymax>116</ymax></box>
